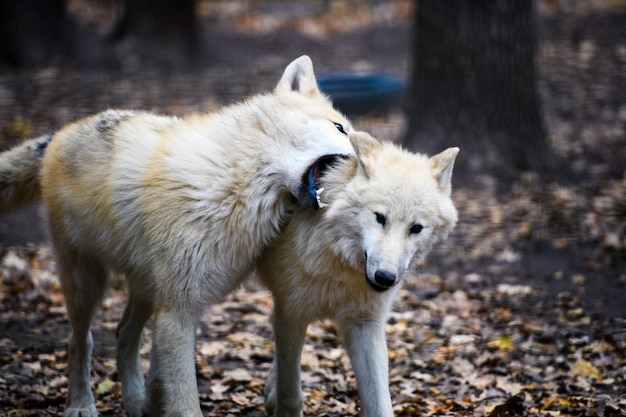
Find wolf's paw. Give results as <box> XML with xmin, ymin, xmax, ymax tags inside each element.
<box><xmin>122</xmin><ymin>390</ymin><xmax>145</xmax><ymax>417</ymax></box>
<box><xmin>265</xmin><ymin>396</ymin><xmax>304</xmax><ymax>417</ymax></box>
<box><xmin>123</xmin><ymin>401</ymin><xmax>144</xmax><ymax>417</ymax></box>
<box><xmin>264</xmin><ymin>388</ymin><xmax>277</xmax><ymax>416</ymax></box>
<box><xmin>264</xmin><ymin>367</ymin><xmax>277</xmax><ymax>415</ymax></box>
<box><xmin>63</xmin><ymin>404</ymin><xmax>98</xmax><ymax>417</ymax></box>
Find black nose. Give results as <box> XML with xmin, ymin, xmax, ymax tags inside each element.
<box><xmin>374</xmin><ymin>270</ymin><xmax>397</xmax><ymax>289</ymax></box>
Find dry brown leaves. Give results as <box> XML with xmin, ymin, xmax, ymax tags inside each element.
<box><xmin>1</xmin><ymin>239</ymin><xmax>625</xmax><ymax>416</ymax></box>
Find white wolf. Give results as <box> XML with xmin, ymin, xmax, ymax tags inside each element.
<box><xmin>257</xmin><ymin>131</ymin><xmax>459</xmax><ymax>417</ymax></box>
<box><xmin>0</xmin><ymin>56</ymin><xmax>356</xmax><ymax>417</ymax></box>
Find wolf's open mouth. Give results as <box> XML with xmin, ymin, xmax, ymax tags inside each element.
<box><xmin>299</xmin><ymin>154</ymin><xmax>346</xmax><ymax>210</ymax></box>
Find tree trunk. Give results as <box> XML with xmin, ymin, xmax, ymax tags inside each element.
<box><xmin>109</xmin><ymin>0</ymin><xmax>198</xmax><ymax>54</ymax></box>
<box><xmin>404</xmin><ymin>0</ymin><xmax>552</xmax><ymax>177</ymax></box>
<box><xmin>0</xmin><ymin>0</ymin><xmax>74</xmax><ymax>68</ymax></box>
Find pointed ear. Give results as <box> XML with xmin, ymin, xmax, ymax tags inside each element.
<box><xmin>431</xmin><ymin>147</ymin><xmax>459</xmax><ymax>196</ymax></box>
<box><xmin>275</xmin><ymin>55</ymin><xmax>320</xmax><ymax>96</ymax></box>
<box><xmin>349</xmin><ymin>131</ymin><xmax>381</xmax><ymax>178</ymax></box>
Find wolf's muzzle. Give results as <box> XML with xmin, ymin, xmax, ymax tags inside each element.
<box><xmin>366</xmin><ymin>269</ymin><xmax>397</xmax><ymax>292</ymax></box>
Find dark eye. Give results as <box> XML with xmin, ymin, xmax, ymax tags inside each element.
<box><xmin>410</xmin><ymin>224</ymin><xmax>424</xmax><ymax>235</ymax></box>
<box><xmin>375</xmin><ymin>212</ymin><xmax>386</xmax><ymax>226</ymax></box>
<box><xmin>334</xmin><ymin>122</ymin><xmax>347</xmax><ymax>135</ymax></box>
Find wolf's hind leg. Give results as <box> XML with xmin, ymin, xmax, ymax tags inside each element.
<box><xmin>116</xmin><ymin>287</ymin><xmax>153</xmax><ymax>417</ymax></box>
<box><xmin>56</xmin><ymin>250</ymin><xmax>108</xmax><ymax>417</ymax></box>
<box><xmin>144</xmin><ymin>308</ymin><xmax>202</xmax><ymax>416</ymax></box>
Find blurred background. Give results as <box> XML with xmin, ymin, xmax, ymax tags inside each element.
<box><xmin>0</xmin><ymin>0</ymin><xmax>624</xmax><ymax>316</ymax></box>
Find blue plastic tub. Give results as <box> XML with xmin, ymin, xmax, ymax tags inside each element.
<box><xmin>317</xmin><ymin>72</ymin><xmax>405</xmax><ymax>115</ymax></box>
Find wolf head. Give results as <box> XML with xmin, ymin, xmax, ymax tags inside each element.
<box><xmin>322</xmin><ymin>132</ymin><xmax>459</xmax><ymax>292</ymax></box>
<box><xmin>266</xmin><ymin>55</ymin><xmax>355</xmax><ymax>210</ymax></box>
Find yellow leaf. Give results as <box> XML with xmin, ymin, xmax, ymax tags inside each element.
<box><xmin>487</xmin><ymin>334</ymin><xmax>512</xmax><ymax>350</ymax></box>
<box><xmin>571</xmin><ymin>357</ymin><xmax>601</xmax><ymax>379</ymax></box>
<box><xmin>96</xmin><ymin>378</ymin><xmax>115</xmax><ymax>395</ymax></box>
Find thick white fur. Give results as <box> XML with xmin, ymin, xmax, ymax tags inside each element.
<box><xmin>257</xmin><ymin>132</ymin><xmax>459</xmax><ymax>417</ymax></box>
<box><xmin>16</xmin><ymin>56</ymin><xmax>355</xmax><ymax>417</ymax></box>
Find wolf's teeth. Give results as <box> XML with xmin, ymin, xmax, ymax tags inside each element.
<box><xmin>316</xmin><ymin>188</ymin><xmax>327</xmax><ymax>208</ymax></box>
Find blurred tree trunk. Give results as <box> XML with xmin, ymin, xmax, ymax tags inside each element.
<box><xmin>0</xmin><ymin>0</ymin><xmax>74</xmax><ymax>68</ymax></box>
<box><xmin>110</xmin><ymin>0</ymin><xmax>199</xmax><ymax>53</ymax></box>
<box><xmin>404</xmin><ymin>0</ymin><xmax>552</xmax><ymax>176</ymax></box>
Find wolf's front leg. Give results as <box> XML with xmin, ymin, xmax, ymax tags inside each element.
<box><xmin>266</xmin><ymin>305</ymin><xmax>307</xmax><ymax>417</ymax></box>
<box><xmin>144</xmin><ymin>309</ymin><xmax>202</xmax><ymax>417</ymax></box>
<box><xmin>64</xmin><ymin>330</ymin><xmax>98</xmax><ymax>417</ymax></box>
<box><xmin>342</xmin><ymin>320</ymin><xmax>393</xmax><ymax>417</ymax></box>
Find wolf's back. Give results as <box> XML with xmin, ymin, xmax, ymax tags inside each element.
<box><xmin>0</xmin><ymin>135</ymin><xmax>52</xmax><ymax>214</ymax></box>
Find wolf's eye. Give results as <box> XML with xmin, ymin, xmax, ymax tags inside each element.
<box><xmin>375</xmin><ymin>212</ymin><xmax>386</xmax><ymax>226</ymax></box>
<box><xmin>410</xmin><ymin>224</ymin><xmax>424</xmax><ymax>235</ymax></box>
<box><xmin>334</xmin><ymin>122</ymin><xmax>347</xmax><ymax>135</ymax></box>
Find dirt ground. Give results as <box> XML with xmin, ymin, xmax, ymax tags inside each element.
<box><xmin>1</xmin><ymin>1</ymin><xmax>625</xmax><ymax>416</ymax></box>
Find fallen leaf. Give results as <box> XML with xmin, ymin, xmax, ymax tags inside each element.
<box><xmin>488</xmin><ymin>393</ymin><xmax>527</xmax><ymax>417</ymax></box>
<box><xmin>95</xmin><ymin>378</ymin><xmax>115</xmax><ymax>395</ymax></box>
<box><xmin>571</xmin><ymin>357</ymin><xmax>601</xmax><ymax>379</ymax></box>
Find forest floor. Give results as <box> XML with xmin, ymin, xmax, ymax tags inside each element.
<box><xmin>0</xmin><ymin>1</ymin><xmax>625</xmax><ymax>416</ymax></box>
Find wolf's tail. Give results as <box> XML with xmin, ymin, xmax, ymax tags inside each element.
<box><xmin>0</xmin><ymin>134</ymin><xmax>52</xmax><ymax>214</ymax></box>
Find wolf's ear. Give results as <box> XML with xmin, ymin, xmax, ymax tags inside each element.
<box><xmin>275</xmin><ymin>55</ymin><xmax>320</xmax><ymax>97</ymax></box>
<box><xmin>349</xmin><ymin>131</ymin><xmax>381</xmax><ymax>178</ymax></box>
<box><xmin>431</xmin><ymin>147</ymin><xmax>459</xmax><ymax>196</ymax></box>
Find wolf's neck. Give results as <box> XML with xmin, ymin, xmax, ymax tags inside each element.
<box><xmin>319</xmin><ymin>157</ymin><xmax>358</xmax><ymax>204</ymax></box>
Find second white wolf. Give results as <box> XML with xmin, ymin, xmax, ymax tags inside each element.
<box><xmin>258</xmin><ymin>132</ymin><xmax>459</xmax><ymax>417</ymax></box>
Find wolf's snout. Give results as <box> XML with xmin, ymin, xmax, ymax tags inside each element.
<box><xmin>367</xmin><ymin>270</ymin><xmax>396</xmax><ymax>292</ymax></box>
<box><xmin>375</xmin><ymin>270</ymin><xmax>396</xmax><ymax>287</ymax></box>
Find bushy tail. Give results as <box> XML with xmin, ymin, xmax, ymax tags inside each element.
<box><xmin>0</xmin><ymin>134</ymin><xmax>52</xmax><ymax>214</ymax></box>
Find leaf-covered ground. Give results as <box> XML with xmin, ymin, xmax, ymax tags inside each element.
<box><xmin>1</xmin><ymin>240</ymin><xmax>625</xmax><ymax>416</ymax></box>
<box><xmin>1</xmin><ymin>1</ymin><xmax>625</xmax><ymax>416</ymax></box>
